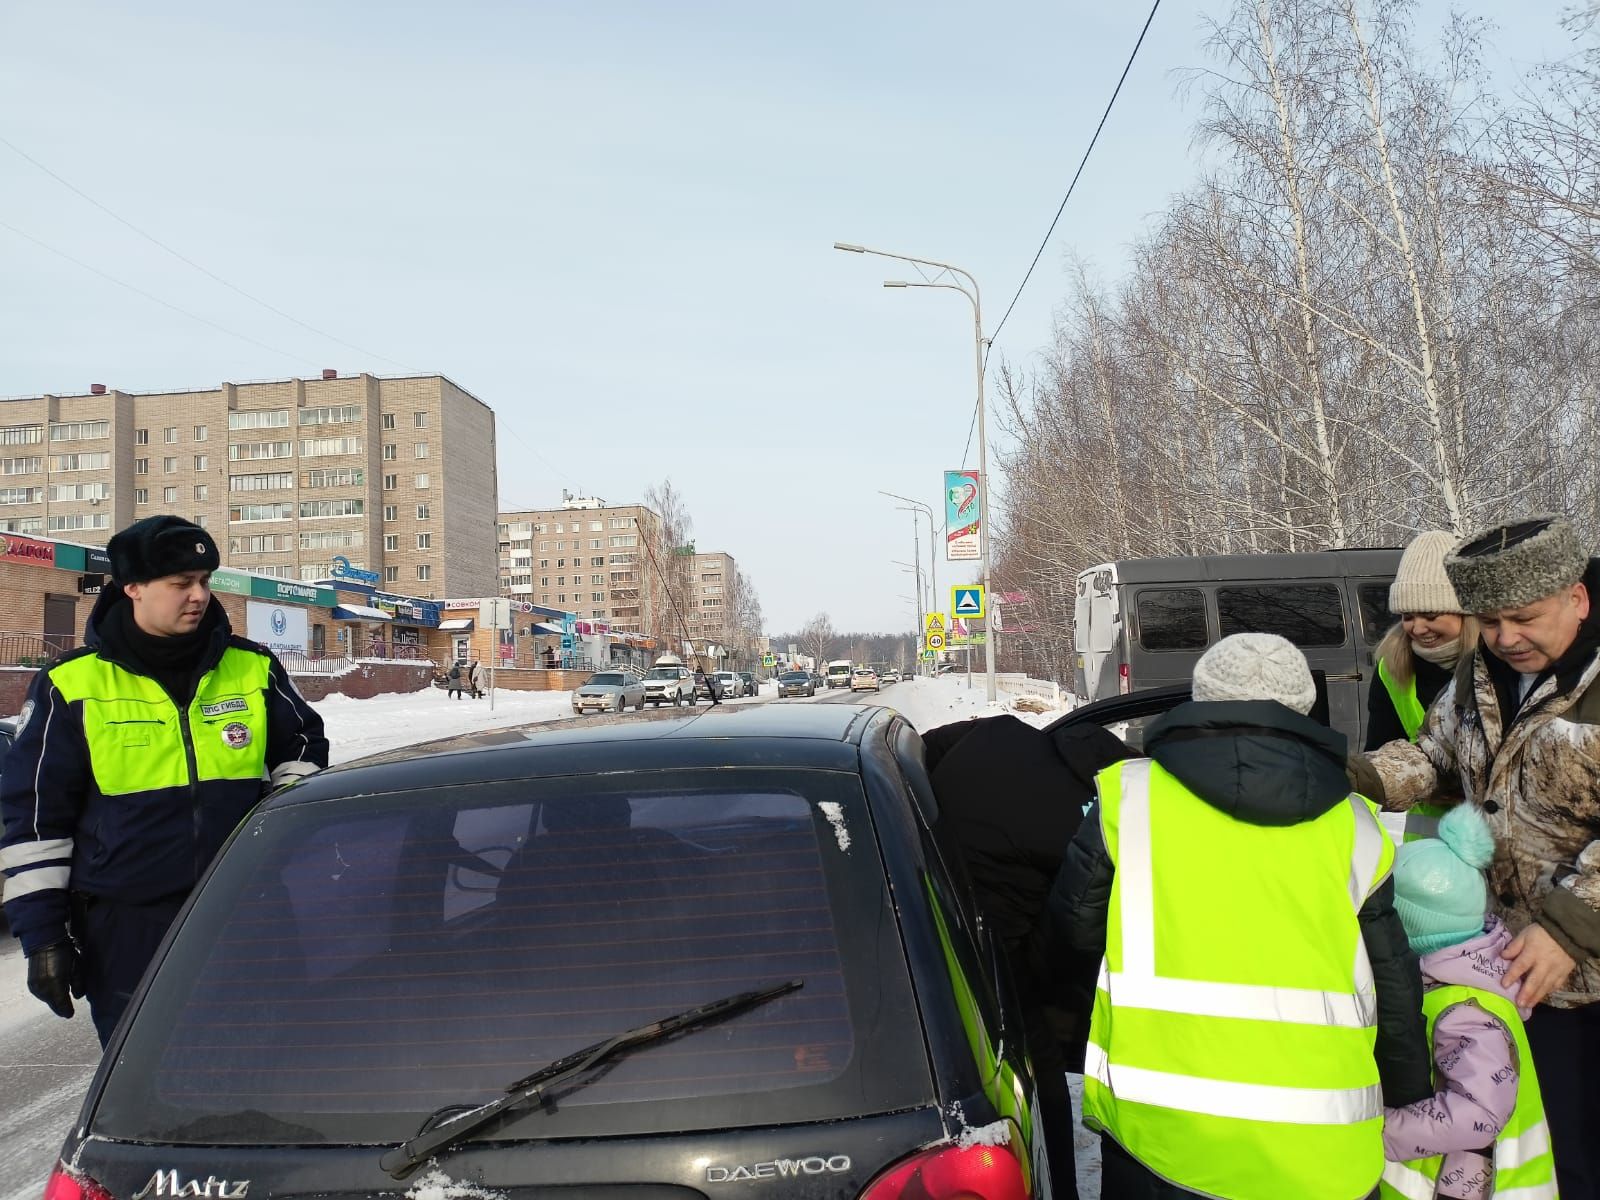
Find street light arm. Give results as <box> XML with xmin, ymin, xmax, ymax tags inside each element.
<box><xmin>834</xmin><ymin>241</ymin><xmax>981</xmax><ymax>306</ymax></box>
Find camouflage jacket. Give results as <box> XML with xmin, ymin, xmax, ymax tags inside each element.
<box><xmin>1357</xmin><ymin>647</ymin><xmax>1600</xmax><ymax>1008</ymax></box>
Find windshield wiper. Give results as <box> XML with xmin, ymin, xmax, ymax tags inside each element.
<box><xmin>379</xmin><ymin>979</ymin><xmax>803</xmax><ymax>1179</ymax></box>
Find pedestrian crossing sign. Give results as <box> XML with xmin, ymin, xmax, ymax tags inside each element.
<box><xmin>951</xmin><ymin>585</ymin><xmax>985</xmax><ymax>620</ymax></box>
<box><xmin>923</xmin><ymin>612</ymin><xmax>946</xmax><ymax>634</ymax></box>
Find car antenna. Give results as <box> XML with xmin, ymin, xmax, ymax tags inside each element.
<box><xmin>636</xmin><ymin>524</ymin><xmax>719</xmax><ymax>706</ymax></box>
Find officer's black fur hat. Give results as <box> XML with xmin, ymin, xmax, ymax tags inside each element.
<box><xmin>108</xmin><ymin>515</ymin><xmax>220</xmax><ymax>584</ymax></box>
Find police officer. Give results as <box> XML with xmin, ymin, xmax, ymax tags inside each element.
<box><xmin>0</xmin><ymin>515</ymin><xmax>328</xmax><ymax>1045</ymax></box>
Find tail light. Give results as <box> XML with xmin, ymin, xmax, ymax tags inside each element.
<box><xmin>1118</xmin><ymin>663</ymin><xmax>1130</xmax><ymax>694</ymax></box>
<box><xmin>858</xmin><ymin>1136</ymin><xmax>1029</xmax><ymax>1200</ymax></box>
<box><xmin>43</xmin><ymin>1165</ymin><xmax>115</xmax><ymax>1200</ymax></box>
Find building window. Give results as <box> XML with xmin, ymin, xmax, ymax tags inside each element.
<box><xmin>51</xmin><ymin>452</ymin><xmax>111</xmax><ymax>472</ymax></box>
<box><xmin>194</xmin><ymin>455</ymin><xmax>208</xmax><ymax>471</ymax></box>
<box><xmin>385</xmin><ymin>535</ymin><xmax>399</xmax><ymax>551</ymax></box>
<box><xmin>305</xmin><ymin>467</ymin><xmax>364</xmax><ymax>488</ymax></box>
<box><xmin>163</xmin><ymin>457</ymin><xmax>177</xmax><ymax>474</ymax></box>
<box><xmin>229</xmin><ymin>472</ymin><xmax>293</xmax><ymax>491</ymax></box>
<box><xmin>229</xmin><ymin>503</ymin><xmax>294</xmax><ymax>522</ymax></box>
<box><xmin>0</xmin><ymin>487</ymin><xmax>43</xmax><ymax>504</ymax></box>
<box><xmin>194</xmin><ymin>484</ymin><xmax>209</xmax><ymax>501</ymax></box>
<box><xmin>590</xmin><ymin>521</ymin><xmax>603</xmax><ymax>531</ymax></box>
<box><xmin>385</xmin><ymin>566</ymin><xmax>399</xmax><ymax>583</ymax></box>
<box><xmin>414</xmin><ymin>411</ymin><xmax>429</xmax><ymax>428</ymax></box>
<box><xmin>0</xmin><ymin>457</ymin><xmax>42</xmax><ymax>475</ymax></box>
<box><xmin>163</xmin><ymin>487</ymin><xmax>178</xmax><ymax>503</ymax></box>
<box><xmin>0</xmin><ymin>517</ymin><xmax>44</xmax><ymax>533</ymax></box>
<box><xmin>383</xmin><ymin>473</ymin><xmax>397</xmax><ymax>490</ymax></box>
<box><xmin>135</xmin><ymin>428</ymin><xmax>149</xmax><ymax>445</ymax></box>
<box><xmin>414</xmin><ymin>473</ymin><xmax>429</xmax><ymax>489</ymax></box>
<box><xmin>414</xmin><ymin>442</ymin><xmax>429</xmax><ymax>460</ymax></box>
<box><xmin>49</xmin><ymin>421</ymin><xmax>110</xmax><ymax>442</ymax></box>
<box><xmin>417</xmin><ymin>564</ymin><xmax>431</xmax><ymax>582</ymax></box>
<box><xmin>416</xmin><ymin>504</ymin><xmax>430</xmax><ymax>520</ymax></box>
<box><xmin>299</xmin><ymin>499</ymin><xmax>365</xmax><ymax>519</ymax></box>
<box><xmin>540</xmin><ymin>577</ymin><xmax>550</xmax><ymax>587</ymax></box>
<box><xmin>417</xmin><ymin>533</ymin><xmax>431</xmax><ymax>550</ymax></box>
<box><xmin>194</xmin><ymin>514</ymin><xmax>209</xmax><ymax>528</ymax></box>
<box><xmin>135</xmin><ymin>458</ymin><xmax>149</xmax><ymax>475</ymax></box>
<box><xmin>48</xmin><ymin>482</ymin><xmax>109</xmax><ymax>501</ymax></box>
<box><xmin>0</xmin><ymin>425</ymin><xmax>43</xmax><ymax>446</ymax></box>
<box><xmin>300</xmin><ymin>437</ymin><xmax>362</xmax><ymax>458</ymax></box>
<box><xmin>48</xmin><ymin>513</ymin><xmax>110</xmax><ymax>531</ymax></box>
<box><xmin>228</xmin><ymin>441</ymin><xmax>293</xmax><ymax>461</ymax></box>
<box><xmin>299</xmin><ymin>404</ymin><xmax>361</xmax><ymax>426</ymax></box>
<box><xmin>592</xmin><ymin>592</ymin><xmax>604</xmax><ymax>602</ymax></box>
<box><xmin>382</xmin><ymin>444</ymin><xmax>397</xmax><ymax>460</ymax></box>
<box><xmin>194</xmin><ymin>425</ymin><xmax>208</xmax><ymax>442</ymax></box>
<box><xmin>134</xmin><ymin>488</ymin><xmax>148</xmax><ymax>504</ymax></box>
<box><xmin>164</xmin><ymin>427</ymin><xmax>179</xmax><ymax>443</ymax></box>
<box><xmin>300</xmin><ymin>529</ymin><xmax>362</xmax><ymax>550</ymax></box>
<box><xmin>383</xmin><ymin>505</ymin><xmax>398</xmax><ymax>521</ymax></box>
<box><xmin>227</xmin><ymin>410</ymin><xmax>290</xmax><ymax>431</ymax></box>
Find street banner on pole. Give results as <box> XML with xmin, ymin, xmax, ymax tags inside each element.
<box><xmin>944</xmin><ymin>470</ymin><xmax>981</xmax><ymax>562</ymax></box>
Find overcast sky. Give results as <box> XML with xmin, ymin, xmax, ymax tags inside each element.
<box><xmin>0</xmin><ymin>0</ymin><xmax>1571</xmax><ymax>631</ymax></box>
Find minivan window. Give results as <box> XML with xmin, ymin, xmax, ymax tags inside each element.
<box><xmin>93</xmin><ymin>769</ymin><xmax>930</xmax><ymax>1144</ymax></box>
<box><xmin>1357</xmin><ymin>583</ymin><xmax>1393</xmax><ymax>644</ymax></box>
<box><xmin>1136</xmin><ymin>588</ymin><xmax>1208</xmax><ymax>651</ymax></box>
<box><xmin>1217</xmin><ymin>584</ymin><xmax>1347</xmax><ymax>647</ymax></box>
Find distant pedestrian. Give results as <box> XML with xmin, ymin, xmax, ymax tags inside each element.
<box><xmin>0</xmin><ymin>515</ymin><xmax>328</xmax><ymax>1046</ymax></box>
<box><xmin>447</xmin><ymin>661</ymin><xmax>464</xmax><ymax>699</ymax></box>
<box><xmin>1045</xmin><ymin>632</ymin><xmax>1430</xmax><ymax>1200</ymax></box>
<box><xmin>469</xmin><ymin>659</ymin><xmax>485</xmax><ymax>699</ymax></box>
<box><xmin>1379</xmin><ymin>805</ymin><xmax>1556</xmax><ymax>1200</ymax></box>
<box><xmin>1356</xmin><ymin>514</ymin><xmax>1600</xmax><ymax>1195</ymax></box>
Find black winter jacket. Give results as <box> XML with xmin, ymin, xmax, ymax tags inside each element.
<box><xmin>1036</xmin><ymin>699</ymin><xmax>1433</xmax><ymax>1107</ymax></box>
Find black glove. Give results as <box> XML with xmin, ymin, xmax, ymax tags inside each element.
<box><xmin>28</xmin><ymin>942</ymin><xmax>84</xmax><ymax>1019</ymax></box>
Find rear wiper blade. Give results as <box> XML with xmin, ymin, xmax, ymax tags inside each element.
<box><xmin>379</xmin><ymin>979</ymin><xmax>803</xmax><ymax>1179</ymax></box>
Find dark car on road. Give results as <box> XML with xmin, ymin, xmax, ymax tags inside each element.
<box><xmin>739</xmin><ymin>671</ymin><xmax>757</xmax><ymax>697</ymax></box>
<box><xmin>47</xmin><ymin>705</ymin><xmax>1050</xmax><ymax>1200</ymax></box>
<box><xmin>777</xmin><ymin>670</ymin><xmax>816</xmax><ymax>698</ymax></box>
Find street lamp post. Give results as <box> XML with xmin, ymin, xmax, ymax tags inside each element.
<box><xmin>839</xmin><ymin>242</ymin><xmax>996</xmax><ymax>701</ymax></box>
<box><xmin>880</xmin><ymin>490</ymin><xmax>937</xmax><ymax>626</ymax></box>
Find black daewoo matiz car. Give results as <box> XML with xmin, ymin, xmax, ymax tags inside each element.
<box><xmin>46</xmin><ymin>704</ymin><xmax>1050</xmax><ymax>1200</ymax></box>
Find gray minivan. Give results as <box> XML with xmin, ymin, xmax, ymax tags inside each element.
<box><xmin>1074</xmin><ymin>550</ymin><xmax>1402</xmax><ymax>747</ymax></box>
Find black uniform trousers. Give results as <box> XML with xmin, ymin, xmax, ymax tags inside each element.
<box><xmin>1525</xmin><ymin>1001</ymin><xmax>1600</xmax><ymax>1198</ymax></box>
<box><xmin>71</xmin><ymin>891</ymin><xmax>186</xmax><ymax>1047</ymax></box>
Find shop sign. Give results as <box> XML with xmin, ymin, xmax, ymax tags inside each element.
<box><xmin>373</xmin><ymin>591</ymin><xmax>442</xmax><ymax>626</ymax></box>
<box><xmin>210</xmin><ymin>569</ymin><xmax>250</xmax><ymax>596</ymax></box>
<box><xmin>0</xmin><ymin>535</ymin><xmax>56</xmax><ymax>568</ymax></box>
<box><xmin>249</xmin><ymin>577</ymin><xmax>335</xmax><ymax>608</ymax></box>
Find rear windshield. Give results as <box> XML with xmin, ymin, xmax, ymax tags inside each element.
<box><xmin>93</xmin><ymin>768</ymin><xmax>929</xmax><ymax>1144</ymax></box>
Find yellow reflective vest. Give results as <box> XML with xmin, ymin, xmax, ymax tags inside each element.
<box><xmin>1379</xmin><ymin>986</ymin><xmax>1556</xmax><ymax>1200</ymax></box>
<box><xmin>1082</xmin><ymin>758</ymin><xmax>1395</xmax><ymax>1200</ymax></box>
<box><xmin>1376</xmin><ymin>660</ymin><xmax>1451</xmax><ymax>843</ymax></box>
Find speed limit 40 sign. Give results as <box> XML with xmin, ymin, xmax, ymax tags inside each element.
<box><xmin>926</xmin><ymin>631</ymin><xmax>946</xmax><ymax>651</ymax></box>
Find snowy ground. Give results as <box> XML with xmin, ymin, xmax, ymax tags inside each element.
<box><xmin>0</xmin><ymin>674</ymin><xmax>1102</xmax><ymax>1198</ymax></box>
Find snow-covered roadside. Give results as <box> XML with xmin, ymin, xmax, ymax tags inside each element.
<box><xmin>312</xmin><ymin>685</ymin><xmax>579</xmax><ymax>765</ymax></box>
<box><xmin>878</xmin><ymin>674</ymin><xmax>1071</xmax><ymax>734</ymax></box>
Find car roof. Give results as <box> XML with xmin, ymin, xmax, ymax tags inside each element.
<box><xmin>268</xmin><ymin>704</ymin><xmax>891</xmax><ymax>809</ymax></box>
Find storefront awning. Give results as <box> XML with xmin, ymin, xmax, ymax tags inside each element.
<box><xmin>534</xmin><ymin>621</ymin><xmax>564</xmax><ymax>635</ymax></box>
<box><xmin>334</xmin><ymin>604</ymin><xmax>392</xmax><ymax>622</ymax></box>
<box><xmin>438</xmin><ymin>618</ymin><xmax>474</xmax><ymax>631</ymax></box>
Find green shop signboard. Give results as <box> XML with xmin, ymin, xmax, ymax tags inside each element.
<box><xmin>209</xmin><ymin>569</ymin><xmax>333</xmax><ymax>608</ymax></box>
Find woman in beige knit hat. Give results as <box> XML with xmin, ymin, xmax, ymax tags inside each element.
<box><xmin>1366</xmin><ymin>530</ymin><xmax>1478</xmax><ymax>753</ymax></box>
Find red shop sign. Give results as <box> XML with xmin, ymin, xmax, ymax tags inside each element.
<box><xmin>0</xmin><ymin>535</ymin><xmax>56</xmax><ymax>568</ymax></box>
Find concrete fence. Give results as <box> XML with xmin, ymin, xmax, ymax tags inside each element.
<box><xmin>994</xmin><ymin>672</ymin><xmax>1064</xmax><ymax>706</ymax></box>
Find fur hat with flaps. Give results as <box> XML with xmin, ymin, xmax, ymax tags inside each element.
<box><xmin>1444</xmin><ymin>515</ymin><xmax>1589</xmax><ymax>614</ymax></box>
<box><xmin>108</xmin><ymin>514</ymin><xmax>220</xmax><ymax>585</ymax></box>
<box><xmin>1392</xmin><ymin>805</ymin><xmax>1495</xmax><ymax>956</ymax></box>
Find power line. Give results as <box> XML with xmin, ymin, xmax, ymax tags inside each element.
<box><xmin>0</xmin><ymin>133</ymin><xmax>417</xmax><ymax>372</ymax></box>
<box><xmin>985</xmin><ymin>0</ymin><xmax>1163</xmax><ymax>354</ymax></box>
<box><xmin>0</xmin><ymin>218</ymin><xmax>321</xmax><ymax>367</ymax></box>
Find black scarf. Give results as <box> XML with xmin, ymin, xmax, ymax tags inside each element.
<box><xmin>101</xmin><ymin>600</ymin><xmax>218</xmax><ymax>706</ymax></box>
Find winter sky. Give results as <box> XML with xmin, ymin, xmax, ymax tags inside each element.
<box><xmin>0</xmin><ymin>0</ymin><xmax>1572</xmax><ymax>630</ymax></box>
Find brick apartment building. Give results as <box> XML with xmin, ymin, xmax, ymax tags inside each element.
<box><xmin>498</xmin><ymin>495</ymin><xmax>669</xmax><ymax>638</ymax></box>
<box><xmin>0</xmin><ymin>372</ymin><xmax>499</xmax><ymax>599</ymax></box>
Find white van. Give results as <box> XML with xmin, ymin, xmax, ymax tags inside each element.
<box><xmin>825</xmin><ymin>660</ymin><xmax>854</xmax><ymax>689</ymax></box>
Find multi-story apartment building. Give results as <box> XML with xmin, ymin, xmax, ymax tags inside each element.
<box><xmin>688</xmin><ymin>550</ymin><xmax>736</xmax><ymax>649</ymax></box>
<box><xmin>0</xmin><ymin>373</ymin><xmax>499</xmax><ymax>599</ymax></box>
<box><xmin>498</xmin><ymin>495</ymin><xmax>666</xmax><ymax>636</ymax></box>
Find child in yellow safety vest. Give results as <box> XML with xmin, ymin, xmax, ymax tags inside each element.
<box><xmin>1380</xmin><ymin>805</ymin><xmax>1557</xmax><ymax>1200</ymax></box>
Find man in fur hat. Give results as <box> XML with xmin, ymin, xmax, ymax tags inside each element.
<box><xmin>1355</xmin><ymin>514</ymin><xmax>1600</xmax><ymax>1194</ymax></box>
<box><xmin>0</xmin><ymin>515</ymin><xmax>328</xmax><ymax>1045</ymax></box>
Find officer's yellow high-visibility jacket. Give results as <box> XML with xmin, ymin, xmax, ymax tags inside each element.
<box><xmin>0</xmin><ymin>592</ymin><xmax>327</xmax><ymax>956</ymax></box>
<box><xmin>1039</xmin><ymin>699</ymin><xmax>1433</xmax><ymax>1200</ymax></box>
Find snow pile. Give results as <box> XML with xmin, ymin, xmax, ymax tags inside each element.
<box><xmin>882</xmin><ymin>676</ymin><xmax>1069</xmax><ymax>734</ymax></box>
<box><xmin>956</xmin><ymin>1119</ymin><xmax>1012</xmax><ymax>1148</ymax></box>
<box><xmin>404</xmin><ymin>1169</ymin><xmax>507</xmax><ymax>1200</ymax></box>
<box><xmin>312</xmin><ymin>687</ymin><xmax>579</xmax><ymax>765</ymax></box>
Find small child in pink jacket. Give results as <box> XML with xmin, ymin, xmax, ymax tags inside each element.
<box><xmin>1381</xmin><ymin>806</ymin><xmax>1550</xmax><ymax>1200</ymax></box>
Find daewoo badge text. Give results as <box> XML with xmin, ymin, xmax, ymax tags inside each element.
<box><xmin>706</xmin><ymin>1156</ymin><xmax>851</xmax><ymax>1183</ymax></box>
